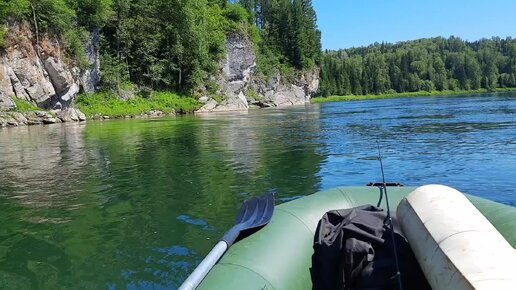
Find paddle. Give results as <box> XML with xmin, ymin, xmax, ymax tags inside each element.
<box><xmin>178</xmin><ymin>193</ymin><xmax>275</xmax><ymax>290</ymax></box>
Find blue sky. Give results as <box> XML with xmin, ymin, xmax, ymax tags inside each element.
<box><xmin>314</xmin><ymin>0</ymin><xmax>516</xmax><ymax>50</ymax></box>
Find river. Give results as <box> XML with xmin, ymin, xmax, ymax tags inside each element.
<box><xmin>0</xmin><ymin>93</ymin><xmax>515</xmax><ymax>289</ymax></box>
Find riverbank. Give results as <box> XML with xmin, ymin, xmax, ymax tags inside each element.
<box><xmin>311</xmin><ymin>88</ymin><xmax>516</xmax><ymax>103</ymax></box>
<box><xmin>0</xmin><ymin>107</ymin><xmax>87</xmax><ymax>127</ymax></box>
<box><xmin>0</xmin><ymin>92</ymin><xmax>202</xmax><ymax>128</ymax></box>
<box><xmin>75</xmin><ymin>92</ymin><xmax>202</xmax><ymax>118</ymax></box>
<box><xmin>4</xmin><ymin>88</ymin><xmax>516</xmax><ymax>129</ymax></box>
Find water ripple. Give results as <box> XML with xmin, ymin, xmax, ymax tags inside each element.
<box><xmin>0</xmin><ymin>95</ymin><xmax>514</xmax><ymax>289</ymax></box>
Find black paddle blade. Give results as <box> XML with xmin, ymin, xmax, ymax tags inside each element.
<box><xmin>235</xmin><ymin>193</ymin><xmax>274</xmax><ymax>226</ymax></box>
<box><xmin>221</xmin><ymin>192</ymin><xmax>275</xmax><ymax>247</ymax></box>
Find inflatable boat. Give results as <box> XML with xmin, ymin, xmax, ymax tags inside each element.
<box><xmin>182</xmin><ymin>185</ymin><xmax>516</xmax><ymax>290</ymax></box>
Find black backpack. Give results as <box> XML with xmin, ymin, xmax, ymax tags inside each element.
<box><xmin>310</xmin><ymin>205</ymin><xmax>430</xmax><ymax>290</ymax></box>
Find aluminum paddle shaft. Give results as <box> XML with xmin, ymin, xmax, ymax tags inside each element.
<box><xmin>178</xmin><ymin>241</ymin><xmax>228</xmax><ymax>290</ymax></box>
<box><xmin>178</xmin><ymin>193</ymin><xmax>275</xmax><ymax>290</ymax></box>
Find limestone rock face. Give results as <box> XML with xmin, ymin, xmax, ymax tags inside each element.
<box><xmin>250</xmin><ymin>67</ymin><xmax>320</xmax><ymax>108</ymax></box>
<box><xmin>0</xmin><ymin>64</ymin><xmax>16</xmax><ymax>103</ymax></box>
<box><xmin>6</xmin><ymin>48</ymin><xmax>56</xmax><ymax>105</ymax></box>
<box><xmin>80</xmin><ymin>29</ymin><xmax>100</xmax><ymax>93</ymax></box>
<box><xmin>197</xmin><ymin>99</ymin><xmax>218</xmax><ymax>113</ymax></box>
<box><xmin>223</xmin><ymin>33</ymin><xmax>256</xmax><ymax>83</ymax></box>
<box><xmin>42</xmin><ymin>117</ymin><xmax>57</xmax><ymax>124</ymax></box>
<box><xmin>0</xmin><ymin>23</ymin><xmax>100</xmax><ymax>110</ymax></box>
<box><xmin>56</xmin><ymin>108</ymin><xmax>87</xmax><ymax>122</ymax></box>
<box><xmin>198</xmin><ymin>96</ymin><xmax>210</xmax><ymax>103</ymax></box>
<box><xmin>11</xmin><ymin>112</ymin><xmax>27</xmax><ymax>124</ymax></box>
<box><xmin>23</xmin><ymin>110</ymin><xmax>51</xmax><ymax>125</ymax></box>
<box><xmin>198</xmin><ymin>92</ymin><xmax>249</xmax><ymax>113</ymax></box>
<box><xmin>0</xmin><ymin>108</ymin><xmax>88</xmax><ymax>128</ymax></box>
<box><xmin>201</xmin><ymin>32</ymin><xmax>320</xmax><ymax>113</ymax></box>
<box><xmin>76</xmin><ymin>109</ymin><xmax>86</xmax><ymax>121</ymax></box>
<box><xmin>209</xmin><ymin>33</ymin><xmax>256</xmax><ymax>112</ymax></box>
<box><xmin>57</xmin><ymin>108</ymin><xmax>79</xmax><ymax>122</ymax></box>
<box><xmin>43</xmin><ymin>56</ymin><xmax>74</xmax><ymax>93</ymax></box>
<box><xmin>0</xmin><ymin>94</ymin><xmax>16</xmax><ymax>110</ymax></box>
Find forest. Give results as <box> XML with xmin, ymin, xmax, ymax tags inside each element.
<box><xmin>319</xmin><ymin>37</ymin><xmax>516</xmax><ymax>96</ymax></box>
<box><xmin>4</xmin><ymin>1</ymin><xmax>516</xmax><ymax>101</ymax></box>
<box><xmin>0</xmin><ymin>0</ymin><xmax>320</xmax><ymax>95</ymax></box>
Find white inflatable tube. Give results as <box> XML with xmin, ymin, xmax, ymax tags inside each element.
<box><xmin>397</xmin><ymin>184</ymin><xmax>516</xmax><ymax>290</ymax></box>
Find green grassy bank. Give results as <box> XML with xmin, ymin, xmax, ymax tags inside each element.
<box><xmin>13</xmin><ymin>98</ymin><xmax>39</xmax><ymax>112</ymax></box>
<box><xmin>75</xmin><ymin>92</ymin><xmax>202</xmax><ymax>118</ymax></box>
<box><xmin>311</xmin><ymin>88</ymin><xmax>516</xmax><ymax>103</ymax></box>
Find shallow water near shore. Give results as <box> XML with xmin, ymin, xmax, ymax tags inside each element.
<box><xmin>0</xmin><ymin>93</ymin><xmax>515</xmax><ymax>289</ymax></box>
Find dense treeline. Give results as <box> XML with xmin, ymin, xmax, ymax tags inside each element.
<box><xmin>99</xmin><ymin>0</ymin><xmax>242</xmax><ymax>92</ymax></box>
<box><xmin>1</xmin><ymin>0</ymin><xmax>320</xmax><ymax>95</ymax></box>
<box><xmin>319</xmin><ymin>37</ymin><xmax>516</xmax><ymax>96</ymax></box>
<box><xmin>239</xmin><ymin>0</ymin><xmax>321</xmax><ymax>69</ymax></box>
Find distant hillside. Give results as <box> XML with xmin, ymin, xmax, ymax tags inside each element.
<box><xmin>319</xmin><ymin>36</ymin><xmax>516</xmax><ymax>96</ymax></box>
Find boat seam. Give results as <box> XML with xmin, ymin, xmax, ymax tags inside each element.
<box><xmin>276</xmin><ymin>188</ymin><xmax>358</xmax><ymax>235</ymax></box>
<box><xmin>217</xmin><ymin>262</ymin><xmax>277</xmax><ymax>290</ymax></box>
<box><xmin>276</xmin><ymin>208</ymin><xmax>314</xmax><ymax>234</ymax></box>
<box><xmin>337</xmin><ymin>187</ymin><xmax>356</xmax><ymax>207</ymax></box>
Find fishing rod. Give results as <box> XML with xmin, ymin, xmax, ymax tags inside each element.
<box><xmin>377</xmin><ymin>142</ymin><xmax>403</xmax><ymax>290</ymax></box>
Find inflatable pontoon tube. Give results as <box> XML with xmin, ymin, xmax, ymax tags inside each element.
<box><xmin>397</xmin><ymin>185</ymin><xmax>516</xmax><ymax>290</ymax></box>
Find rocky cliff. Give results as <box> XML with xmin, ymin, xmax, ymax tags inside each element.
<box><xmin>0</xmin><ymin>24</ymin><xmax>317</xmax><ymax>126</ymax></box>
<box><xmin>0</xmin><ymin>23</ymin><xmax>99</xmax><ymax>112</ymax></box>
<box><xmin>198</xmin><ymin>33</ymin><xmax>319</xmax><ymax>113</ymax></box>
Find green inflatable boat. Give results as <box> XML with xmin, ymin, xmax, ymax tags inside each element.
<box><xmin>182</xmin><ymin>185</ymin><xmax>516</xmax><ymax>290</ymax></box>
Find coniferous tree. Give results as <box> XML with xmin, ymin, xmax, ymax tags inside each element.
<box><xmin>319</xmin><ymin>37</ymin><xmax>516</xmax><ymax>96</ymax></box>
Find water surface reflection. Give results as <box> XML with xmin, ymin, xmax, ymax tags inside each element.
<box><xmin>0</xmin><ymin>94</ymin><xmax>515</xmax><ymax>289</ymax></box>
<box><xmin>0</xmin><ymin>106</ymin><xmax>324</xmax><ymax>289</ymax></box>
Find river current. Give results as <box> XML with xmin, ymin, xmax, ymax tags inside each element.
<box><xmin>0</xmin><ymin>94</ymin><xmax>514</xmax><ymax>288</ymax></box>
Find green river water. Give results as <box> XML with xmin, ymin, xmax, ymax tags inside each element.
<box><xmin>0</xmin><ymin>94</ymin><xmax>515</xmax><ymax>289</ymax></box>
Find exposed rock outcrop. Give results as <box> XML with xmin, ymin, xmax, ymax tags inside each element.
<box><xmin>80</xmin><ymin>29</ymin><xmax>101</xmax><ymax>93</ymax></box>
<box><xmin>198</xmin><ymin>33</ymin><xmax>255</xmax><ymax>113</ymax></box>
<box><xmin>198</xmin><ymin>33</ymin><xmax>319</xmax><ymax>113</ymax></box>
<box><xmin>0</xmin><ymin>108</ymin><xmax>86</xmax><ymax>128</ymax></box>
<box><xmin>0</xmin><ymin>22</ymin><xmax>100</xmax><ymax>111</ymax></box>
<box><xmin>11</xmin><ymin>112</ymin><xmax>27</xmax><ymax>124</ymax></box>
<box><xmin>250</xmin><ymin>67</ymin><xmax>319</xmax><ymax>108</ymax></box>
<box><xmin>56</xmin><ymin>108</ymin><xmax>87</xmax><ymax>122</ymax></box>
<box><xmin>0</xmin><ymin>94</ymin><xmax>16</xmax><ymax>110</ymax></box>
